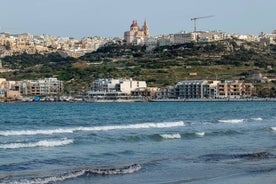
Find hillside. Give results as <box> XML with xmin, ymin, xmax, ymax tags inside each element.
<box><xmin>1</xmin><ymin>39</ymin><xmax>276</xmax><ymax>97</ymax></box>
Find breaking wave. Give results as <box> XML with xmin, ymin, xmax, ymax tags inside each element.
<box><xmin>0</xmin><ymin>164</ymin><xmax>141</xmax><ymax>184</ymax></box>
<box><xmin>88</xmin><ymin>163</ymin><xmax>141</xmax><ymax>175</ymax></box>
<box><xmin>78</xmin><ymin>121</ymin><xmax>185</xmax><ymax>132</ymax></box>
<box><xmin>218</xmin><ymin>117</ymin><xmax>263</xmax><ymax>124</ymax></box>
<box><xmin>271</xmin><ymin>127</ymin><xmax>276</xmax><ymax>131</ymax></box>
<box><xmin>160</xmin><ymin>133</ymin><xmax>181</xmax><ymax>139</ymax></box>
<box><xmin>200</xmin><ymin>151</ymin><xmax>273</xmax><ymax>162</ymax></box>
<box><xmin>251</xmin><ymin>117</ymin><xmax>263</xmax><ymax>121</ymax></box>
<box><xmin>0</xmin><ymin>129</ymin><xmax>74</xmax><ymax>136</ymax></box>
<box><xmin>218</xmin><ymin>119</ymin><xmax>244</xmax><ymax>124</ymax></box>
<box><xmin>195</xmin><ymin>132</ymin><xmax>205</xmax><ymax>137</ymax></box>
<box><xmin>0</xmin><ymin>121</ymin><xmax>185</xmax><ymax>136</ymax></box>
<box><xmin>0</xmin><ymin>139</ymin><xmax>73</xmax><ymax>149</ymax></box>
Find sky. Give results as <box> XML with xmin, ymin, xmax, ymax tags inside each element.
<box><xmin>0</xmin><ymin>0</ymin><xmax>275</xmax><ymax>39</ymax></box>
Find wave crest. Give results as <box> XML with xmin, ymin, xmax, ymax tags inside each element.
<box><xmin>89</xmin><ymin>163</ymin><xmax>141</xmax><ymax>175</ymax></box>
<box><xmin>195</xmin><ymin>132</ymin><xmax>205</xmax><ymax>137</ymax></box>
<box><xmin>1</xmin><ymin>164</ymin><xmax>141</xmax><ymax>184</ymax></box>
<box><xmin>78</xmin><ymin>121</ymin><xmax>184</xmax><ymax>132</ymax></box>
<box><xmin>201</xmin><ymin>151</ymin><xmax>272</xmax><ymax>162</ymax></box>
<box><xmin>160</xmin><ymin>133</ymin><xmax>181</xmax><ymax>139</ymax></box>
<box><xmin>271</xmin><ymin>127</ymin><xmax>276</xmax><ymax>131</ymax></box>
<box><xmin>218</xmin><ymin>119</ymin><xmax>244</xmax><ymax>124</ymax></box>
<box><xmin>0</xmin><ymin>139</ymin><xmax>73</xmax><ymax>149</ymax></box>
<box><xmin>0</xmin><ymin>121</ymin><xmax>185</xmax><ymax>136</ymax></box>
<box><xmin>0</xmin><ymin>129</ymin><xmax>74</xmax><ymax>136</ymax></box>
<box><xmin>251</xmin><ymin>117</ymin><xmax>263</xmax><ymax>121</ymax></box>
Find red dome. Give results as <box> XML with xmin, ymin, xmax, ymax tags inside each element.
<box><xmin>130</xmin><ymin>20</ymin><xmax>138</xmax><ymax>28</ymax></box>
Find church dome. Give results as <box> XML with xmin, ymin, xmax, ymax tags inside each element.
<box><xmin>130</xmin><ymin>20</ymin><xmax>138</xmax><ymax>28</ymax></box>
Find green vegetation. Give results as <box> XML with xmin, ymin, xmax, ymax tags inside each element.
<box><xmin>1</xmin><ymin>39</ymin><xmax>276</xmax><ymax>97</ymax></box>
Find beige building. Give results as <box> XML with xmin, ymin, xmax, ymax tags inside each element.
<box><xmin>6</xmin><ymin>90</ymin><xmax>21</xmax><ymax>100</ymax></box>
<box><xmin>0</xmin><ymin>78</ymin><xmax>6</xmax><ymax>88</ymax></box>
<box><xmin>173</xmin><ymin>32</ymin><xmax>196</xmax><ymax>44</ymax></box>
<box><xmin>124</xmin><ymin>20</ymin><xmax>150</xmax><ymax>45</ymax></box>
<box><xmin>217</xmin><ymin>80</ymin><xmax>254</xmax><ymax>99</ymax></box>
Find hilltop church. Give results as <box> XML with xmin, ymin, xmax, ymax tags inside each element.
<box><xmin>124</xmin><ymin>20</ymin><xmax>150</xmax><ymax>45</ymax></box>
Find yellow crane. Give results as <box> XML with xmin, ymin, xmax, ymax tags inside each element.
<box><xmin>191</xmin><ymin>15</ymin><xmax>214</xmax><ymax>33</ymax></box>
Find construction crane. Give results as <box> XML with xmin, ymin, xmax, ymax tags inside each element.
<box><xmin>191</xmin><ymin>15</ymin><xmax>214</xmax><ymax>33</ymax></box>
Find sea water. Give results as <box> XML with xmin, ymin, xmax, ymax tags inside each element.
<box><xmin>0</xmin><ymin>102</ymin><xmax>275</xmax><ymax>184</ymax></box>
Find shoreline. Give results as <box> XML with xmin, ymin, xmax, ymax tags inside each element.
<box><xmin>1</xmin><ymin>98</ymin><xmax>276</xmax><ymax>103</ymax></box>
<box><xmin>150</xmin><ymin>98</ymin><xmax>276</xmax><ymax>102</ymax></box>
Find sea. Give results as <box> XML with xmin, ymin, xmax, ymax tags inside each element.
<box><xmin>0</xmin><ymin>102</ymin><xmax>275</xmax><ymax>184</ymax></box>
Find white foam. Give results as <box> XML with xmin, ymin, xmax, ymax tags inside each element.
<box><xmin>0</xmin><ymin>139</ymin><xmax>73</xmax><ymax>149</ymax></box>
<box><xmin>90</xmin><ymin>164</ymin><xmax>142</xmax><ymax>175</ymax></box>
<box><xmin>13</xmin><ymin>170</ymin><xmax>87</xmax><ymax>184</ymax></box>
<box><xmin>5</xmin><ymin>164</ymin><xmax>141</xmax><ymax>184</ymax></box>
<box><xmin>218</xmin><ymin>119</ymin><xmax>244</xmax><ymax>124</ymax></box>
<box><xmin>0</xmin><ymin>121</ymin><xmax>185</xmax><ymax>136</ymax></box>
<box><xmin>0</xmin><ymin>129</ymin><xmax>74</xmax><ymax>136</ymax></box>
<box><xmin>195</xmin><ymin>132</ymin><xmax>205</xmax><ymax>137</ymax></box>
<box><xmin>271</xmin><ymin>127</ymin><xmax>276</xmax><ymax>131</ymax></box>
<box><xmin>251</xmin><ymin>117</ymin><xmax>263</xmax><ymax>121</ymax></box>
<box><xmin>78</xmin><ymin>121</ymin><xmax>185</xmax><ymax>132</ymax></box>
<box><xmin>160</xmin><ymin>133</ymin><xmax>181</xmax><ymax>139</ymax></box>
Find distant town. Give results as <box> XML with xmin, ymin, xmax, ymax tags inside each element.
<box><xmin>0</xmin><ymin>20</ymin><xmax>276</xmax><ymax>102</ymax></box>
<box><xmin>1</xmin><ymin>20</ymin><xmax>275</xmax><ymax>58</ymax></box>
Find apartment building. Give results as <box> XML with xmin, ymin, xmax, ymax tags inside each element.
<box><xmin>217</xmin><ymin>80</ymin><xmax>254</xmax><ymax>99</ymax></box>
<box><xmin>175</xmin><ymin>80</ymin><xmax>206</xmax><ymax>99</ymax></box>
<box><xmin>202</xmin><ymin>80</ymin><xmax>220</xmax><ymax>98</ymax></box>
<box><xmin>156</xmin><ymin>80</ymin><xmax>254</xmax><ymax>99</ymax></box>
<box><xmin>157</xmin><ymin>34</ymin><xmax>174</xmax><ymax>46</ymax></box>
<box><xmin>173</xmin><ymin>32</ymin><xmax>197</xmax><ymax>44</ymax></box>
<box><xmin>156</xmin><ymin>86</ymin><xmax>175</xmax><ymax>99</ymax></box>
<box><xmin>91</xmin><ymin>78</ymin><xmax>147</xmax><ymax>94</ymax></box>
<box><xmin>20</xmin><ymin>78</ymin><xmax>63</xmax><ymax>96</ymax></box>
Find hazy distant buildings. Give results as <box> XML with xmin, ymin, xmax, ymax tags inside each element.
<box><xmin>0</xmin><ymin>33</ymin><xmax>113</xmax><ymax>58</ymax></box>
<box><xmin>124</xmin><ymin>20</ymin><xmax>150</xmax><ymax>45</ymax></box>
<box><xmin>259</xmin><ymin>31</ymin><xmax>276</xmax><ymax>46</ymax></box>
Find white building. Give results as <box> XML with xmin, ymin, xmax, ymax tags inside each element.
<box><xmin>175</xmin><ymin>80</ymin><xmax>207</xmax><ymax>99</ymax></box>
<box><xmin>119</xmin><ymin>79</ymin><xmax>147</xmax><ymax>94</ymax></box>
<box><xmin>91</xmin><ymin>78</ymin><xmax>147</xmax><ymax>95</ymax></box>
